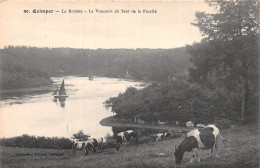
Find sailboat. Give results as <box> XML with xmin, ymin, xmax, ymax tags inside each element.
<box><xmin>88</xmin><ymin>70</ymin><xmax>94</xmax><ymax>81</ymax></box>
<box><xmin>89</xmin><ymin>74</ymin><xmax>94</xmax><ymax>81</ymax></box>
<box><xmin>53</xmin><ymin>79</ymin><xmax>69</xmax><ymax>98</ymax></box>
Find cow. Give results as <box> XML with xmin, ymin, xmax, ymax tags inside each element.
<box><xmin>158</xmin><ymin>120</ymin><xmax>167</xmax><ymax>125</ymax></box>
<box><xmin>72</xmin><ymin>139</ymin><xmax>88</xmax><ymax>154</ymax></box>
<box><xmin>186</xmin><ymin>121</ymin><xmax>194</xmax><ymax>128</ymax></box>
<box><xmin>155</xmin><ymin>132</ymin><xmax>173</xmax><ymax>142</ymax></box>
<box><xmin>73</xmin><ymin>140</ymin><xmax>88</xmax><ymax>150</ymax></box>
<box><xmin>115</xmin><ymin>130</ymin><xmax>138</xmax><ymax>151</ymax></box>
<box><xmin>84</xmin><ymin>137</ymin><xmax>103</xmax><ymax>155</ymax></box>
<box><xmin>174</xmin><ymin>124</ymin><xmax>227</xmax><ymax>163</ymax></box>
<box><xmin>72</xmin><ymin>138</ymin><xmax>103</xmax><ymax>155</ymax></box>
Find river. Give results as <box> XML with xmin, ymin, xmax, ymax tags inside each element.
<box><xmin>0</xmin><ymin>76</ymin><xmax>146</xmax><ymax>139</ymax></box>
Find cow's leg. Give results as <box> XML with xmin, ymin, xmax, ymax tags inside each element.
<box><xmin>190</xmin><ymin>149</ymin><xmax>196</xmax><ymax>163</ymax></box>
<box><xmin>92</xmin><ymin>146</ymin><xmax>96</xmax><ymax>153</ymax></box>
<box><xmin>85</xmin><ymin>149</ymin><xmax>88</xmax><ymax>155</ymax></box>
<box><xmin>116</xmin><ymin>142</ymin><xmax>122</xmax><ymax>151</ymax></box>
<box><xmin>194</xmin><ymin>148</ymin><xmax>200</xmax><ymax>162</ymax></box>
<box><xmin>116</xmin><ymin>143</ymin><xmax>120</xmax><ymax>151</ymax></box>
<box><xmin>100</xmin><ymin>143</ymin><xmax>103</xmax><ymax>152</ymax></box>
<box><xmin>209</xmin><ymin>143</ymin><xmax>215</xmax><ymax>158</ymax></box>
<box><xmin>72</xmin><ymin>144</ymin><xmax>74</xmax><ymax>154</ymax></box>
<box><xmin>215</xmin><ymin>138</ymin><xmax>219</xmax><ymax>158</ymax></box>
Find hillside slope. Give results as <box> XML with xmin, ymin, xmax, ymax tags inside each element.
<box><xmin>1</xmin><ymin>124</ymin><xmax>258</xmax><ymax>168</ymax></box>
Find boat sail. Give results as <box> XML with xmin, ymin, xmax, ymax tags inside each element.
<box><xmin>52</xmin><ymin>87</ymin><xmax>59</xmax><ymax>95</ymax></box>
<box><xmin>53</xmin><ymin>79</ymin><xmax>68</xmax><ymax>98</ymax></box>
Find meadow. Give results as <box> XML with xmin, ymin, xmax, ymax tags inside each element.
<box><xmin>1</xmin><ymin>124</ymin><xmax>258</xmax><ymax>168</ymax></box>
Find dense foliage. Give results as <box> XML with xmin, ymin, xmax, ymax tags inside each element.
<box><xmin>188</xmin><ymin>0</ymin><xmax>259</xmax><ymax>124</ymax></box>
<box><xmin>105</xmin><ymin>79</ymin><xmax>243</xmax><ymax>124</ymax></box>
<box><xmin>0</xmin><ymin>65</ymin><xmax>52</xmax><ymax>90</ymax></box>
<box><xmin>0</xmin><ymin>134</ymin><xmax>72</xmax><ymax>149</ymax></box>
<box><xmin>0</xmin><ymin>46</ymin><xmax>192</xmax><ymax>89</ymax></box>
<box><xmin>105</xmin><ymin>1</ymin><xmax>259</xmax><ymax>125</ymax></box>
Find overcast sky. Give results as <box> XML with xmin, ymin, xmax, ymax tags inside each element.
<box><xmin>0</xmin><ymin>0</ymin><xmax>215</xmax><ymax>49</ymax></box>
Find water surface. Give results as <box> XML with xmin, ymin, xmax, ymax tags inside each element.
<box><xmin>0</xmin><ymin>76</ymin><xmax>145</xmax><ymax>139</ymax></box>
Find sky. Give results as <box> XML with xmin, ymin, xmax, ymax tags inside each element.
<box><xmin>0</xmin><ymin>0</ymin><xmax>215</xmax><ymax>49</ymax></box>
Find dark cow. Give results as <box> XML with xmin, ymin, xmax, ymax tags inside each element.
<box><xmin>84</xmin><ymin>137</ymin><xmax>103</xmax><ymax>155</ymax></box>
<box><xmin>174</xmin><ymin>124</ymin><xmax>226</xmax><ymax>163</ymax></box>
<box><xmin>155</xmin><ymin>132</ymin><xmax>173</xmax><ymax>142</ymax></box>
<box><xmin>115</xmin><ymin>130</ymin><xmax>138</xmax><ymax>151</ymax></box>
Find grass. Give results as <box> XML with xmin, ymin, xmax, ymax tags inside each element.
<box><xmin>1</xmin><ymin>124</ymin><xmax>259</xmax><ymax>168</ymax></box>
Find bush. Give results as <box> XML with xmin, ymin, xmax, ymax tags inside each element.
<box><xmin>0</xmin><ymin>134</ymin><xmax>72</xmax><ymax>149</ymax></box>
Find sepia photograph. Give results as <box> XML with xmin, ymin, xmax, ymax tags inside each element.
<box><xmin>0</xmin><ymin>0</ymin><xmax>259</xmax><ymax>167</ymax></box>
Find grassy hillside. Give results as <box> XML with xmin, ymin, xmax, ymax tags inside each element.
<box><xmin>1</xmin><ymin>124</ymin><xmax>258</xmax><ymax>168</ymax></box>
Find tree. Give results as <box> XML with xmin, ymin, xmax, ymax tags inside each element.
<box><xmin>188</xmin><ymin>0</ymin><xmax>259</xmax><ymax>124</ymax></box>
<box><xmin>72</xmin><ymin>130</ymin><xmax>90</xmax><ymax>141</ymax></box>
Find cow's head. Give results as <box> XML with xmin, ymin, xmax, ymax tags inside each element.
<box><xmin>115</xmin><ymin>143</ymin><xmax>120</xmax><ymax>151</ymax></box>
<box><xmin>131</xmin><ymin>131</ymin><xmax>138</xmax><ymax>139</ymax></box>
<box><xmin>174</xmin><ymin>146</ymin><xmax>184</xmax><ymax>164</ymax></box>
<box><xmin>130</xmin><ymin>131</ymin><xmax>139</xmax><ymax>143</ymax></box>
<box><xmin>165</xmin><ymin>132</ymin><xmax>173</xmax><ymax>138</ymax></box>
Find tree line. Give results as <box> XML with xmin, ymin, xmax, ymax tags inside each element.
<box><xmin>0</xmin><ymin>46</ymin><xmax>191</xmax><ymax>90</ymax></box>
<box><xmin>104</xmin><ymin>0</ymin><xmax>259</xmax><ymax>125</ymax></box>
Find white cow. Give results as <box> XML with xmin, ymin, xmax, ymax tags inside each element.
<box><xmin>155</xmin><ymin>132</ymin><xmax>173</xmax><ymax>142</ymax></box>
<box><xmin>174</xmin><ymin>124</ymin><xmax>227</xmax><ymax>163</ymax></box>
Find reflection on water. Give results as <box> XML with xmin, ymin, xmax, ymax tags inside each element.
<box><xmin>0</xmin><ymin>76</ymin><xmax>146</xmax><ymax>139</ymax></box>
<box><xmin>53</xmin><ymin>97</ymin><xmax>67</xmax><ymax>108</ymax></box>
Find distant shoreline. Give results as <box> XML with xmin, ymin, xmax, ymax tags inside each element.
<box><xmin>100</xmin><ymin>115</ymin><xmax>191</xmax><ymax>132</ymax></box>
<box><xmin>0</xmin><ymin>85</ymin><xmax>53</xmax><ymax>96</ymax></box>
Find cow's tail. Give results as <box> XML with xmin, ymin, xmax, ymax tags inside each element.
<box><xmin>219</xmin><ymin>134</ymin><xmax>226</xmax><ymax>141</ymax></box>
<box><xmin>218</xmin><ymin>132</ymin><xmax>228</xmax><ymax>147</ymax></box>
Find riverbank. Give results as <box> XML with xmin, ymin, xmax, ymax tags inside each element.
<box><xmin>100</xmin><ymin>116</ymin><xmax>191</xmax><ymax>132</ymax></box>
<box><xmin>0</xmin><ymin>85</ymin><xmax>53</xmax><ymax>98</ymax></box>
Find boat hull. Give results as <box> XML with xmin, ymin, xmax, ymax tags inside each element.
<box><xmin>54</xmin><ymin>95</ymin><xmax>69</xmax><ymax>98</ymax></box>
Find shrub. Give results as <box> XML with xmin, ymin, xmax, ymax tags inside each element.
<box><xmin>0</xmin><ymin>135</ymin><xmax>72</xmax><ymax>149</ymax></box>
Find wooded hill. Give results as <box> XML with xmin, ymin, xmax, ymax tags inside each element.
<box><xmin>0</xmin><ymin>46</ymin><xmax>192</xmax><ymax>90</ymax></box>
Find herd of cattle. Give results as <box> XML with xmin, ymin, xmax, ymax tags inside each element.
<box><xmin>72</xmin><ymin>124</ymin><xmax>227</xmax><ymax>164</ymax></box>
<box><xmin>72</xmin><ymin>129</ymin><xmax>173</xmax><ymax>154</ymax></box>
